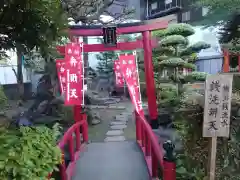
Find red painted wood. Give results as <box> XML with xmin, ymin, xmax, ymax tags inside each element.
<box><xmin>163</xmin><ymin>161</ymin><xmax>176</xmax><ymax>180</ymax></box>
<box><xmin>53</xmin><ymin>120</ymin><xmax>88</xmax><ymax>180</ymax></box>
<box><xmin>146</xmin><ymin>135</ymin><xmax>151</xmax><ymax>156</ymax></box>
<box><xmin>59</xmin><ymin>153</ymin><xmax>67</xmax><ymax>180</ymax></box>
<box><xmin>82</xmin><ymin>115</ymin><xmax>89</xmax><ymax>142</ymax></box>
<box><xmin>135</xmin><ymin>112</ymin><xmax>176</xmax><ymax>179</ymax></box>
<box><xmin>75</xmin><ymin>126</ymin><xmax>81</xmax><ymax>151</ymax></box>
<box><xmin>142</xmin><ymin>31</ymin><xmax>158</xmax><ymax>120</ymax></box>
<box><xmin>223</xmin><ymin>49</ymin><xmax>230</xmax><ymax>73</ymax></box>
<box><xmin>136</xmin><ymin>114</ymin><xmax>164</xmax><ymax>174</ymax></box>
<box><xmin>73</xmin><ymin>105</ymin><xmax>82</xmax><ymax>121</ymax></box>
<box><xmin>151</xmin><ymin>152</ymin><xmax>158</xmax><ymax>178</ymax></box>
<box><xmin>56</xmin><ymin>39</ymin><xmax>158</xmax><ymax>54</ymax></box>
<box><xmin>68</xmin><ymin>21</ymin><xmax>168</xmax><ymax>36</ymax></box>
<box><xmin>66</xmin><ymin>144</ymin><xmax>86</xmax><ymax>180</ymax></box>
<box><xmin>69</xmin><ymin>136</ymin><xmax>75</xmax><ymax>161</ymax></box>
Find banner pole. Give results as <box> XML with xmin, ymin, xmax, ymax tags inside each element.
<box><xmin>133</xmin><ymin>50</ymin><xmax>143</xmax><ymax>108</ymax></box>
<box><xmin>80</xmin><ymin>42</ymin><xmax>84</xmax><ymax>106</ymax></box>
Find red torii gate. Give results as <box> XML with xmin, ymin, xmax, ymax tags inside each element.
<box><xmin>57</xmin><ymin>21</ymin><xmax>168</xmax><ymax>129</ymax></box>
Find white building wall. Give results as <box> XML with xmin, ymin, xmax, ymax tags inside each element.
<box><xmin>0</xmin><ymin>50</ymin><xmax>31</xmax><ymax>85</ymax></box>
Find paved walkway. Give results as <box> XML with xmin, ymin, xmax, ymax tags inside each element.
<box><xmin>72</xmin><ymin>141</ymin><xmax>150</xmax><ymax>180</ymax></box>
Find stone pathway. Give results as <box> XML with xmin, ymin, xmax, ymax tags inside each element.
<box><xmin>104</xmin><ymin>111</ymin><xmax>133</xmax><ymax>142</ymax></box>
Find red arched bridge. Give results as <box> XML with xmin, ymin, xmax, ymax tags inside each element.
<box><xmin>53</xmin><ymin>21</ymin><xmax>176</xmax><ymax>180</ymax></box>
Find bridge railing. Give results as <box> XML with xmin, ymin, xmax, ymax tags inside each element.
<box><xmin>135</xmin><ymin>111</ymin><xmax>176</xmax><ymax>180</ymax></box>
<box><xmin>49</xmin><ymin>117</ymin><xmax>88</xmax><ymax>180</ymax></box>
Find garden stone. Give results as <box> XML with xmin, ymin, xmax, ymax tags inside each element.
<box><xmin>110</xmin><ymin>121</ymin><xmax>126</xmax><ymax>126</ymax></box>
<box><xmin>106</xmin><ymin>130</ymin><xmax>124</xmax><ymax>136</ymax></box>
<box><xmin>110</xmin><ymin>124</ymin><xmax>127</xmax><ymax>130</ymax></box>
<box><xmin>121</xmin><ymin>112</ymin><xmax>131</xmax><ymax>116</ymax></box>
<box><xmin>104</xmin><ymin>136</ymin><xmax>126</xmax><ymax>142</ymax></box>
<box><xmin>92</xmin><ymin>119</ymin><xmax>101</xmax><ymax>125</ymax></box>
<box><xmin>0</xmin><ymin>111</ymin><xmax>5</xmax><ymax>116</ymax></box>
<box><xmin>92</xmin><ymin>112</ymin><xmax>101</xmax><ymax>119</ymax></box>
<box><xmin>115</xmin><ymin>115</ymin><xmax>128</xmax><ymax>121</ymax></box>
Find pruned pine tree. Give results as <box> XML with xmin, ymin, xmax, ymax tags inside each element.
<box><xmin>153</xmin><ymin>23</ymin><xmax>210</xmax><ymax>108</ymax></box>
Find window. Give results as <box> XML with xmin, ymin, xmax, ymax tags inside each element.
<box><xmin>151</xmin><ymin>2</ymin><xmax>158</xmax><ymax>10</ymax></box>
<box><xmin>182</xmin><ymin>11</ymin><xmax>190</xmax><ymax>22</ymax></box>
<box><xmin>202</xmin><ymin>7</ymin><xmax>209</xmax><ymax>16</ymax></box>
<box><xmin>165</xmin><ymin>0</ymin><xmax>172</xmax><ymax>4</ymax></box>
<box><xmin>165</xmin><ymin>0</ymin><xmax>172</xmax><ymax>9</ymax></box>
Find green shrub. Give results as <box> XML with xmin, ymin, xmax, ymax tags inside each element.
<box><xmin>0</xmin><ymin>86</ymin><xmax>7</xmax><ymax>108</ymax></box>
<box><xmin>0</xmin><ymin>124</ymin><xmax>62</xmax><ymax>180</ymax></box>
<box><xmin>58</xmin><ymin>105</ymin><xmax>74</xmax><ymax>126</ymax></box>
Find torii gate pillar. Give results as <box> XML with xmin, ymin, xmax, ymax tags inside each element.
<box><xmin>142</xmin><ymin>31</ymin><xmax>158</xmax><ymax>128</ymax></box>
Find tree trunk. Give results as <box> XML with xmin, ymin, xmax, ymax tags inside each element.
<box><xmin>16</xmin><ymin>48</ymin><xmax>24</xmax><ymax>103</ymax></box>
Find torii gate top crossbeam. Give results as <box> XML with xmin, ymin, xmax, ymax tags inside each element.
<box><xmin>69</xmin><ymin>21</ymin><xmax>168</xmax><ymax>36</ymax></box>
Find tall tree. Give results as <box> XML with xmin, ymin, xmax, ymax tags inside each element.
<box><xmin>0</xmin><ymin>0</ymin><xmax>67</xmax><ymax>101</ymax></box>
<box><xmin>192</xmin><ymin>0</ymin><xmax>240</xmax><ymax>26</ymax></box>
<box><xmin>96</xmin><ymin>50</ymin><xmax>118</xmax><ymax>75</ymax></box>
<box><xmin>95</xmin><ymin>34</ymin><xmax>137</xmax><ymax>75</ymax></box>
<box><xmin>61</xmin><ymin>0</ymin><xmax>134</xmax><ymax>24</ymax></box>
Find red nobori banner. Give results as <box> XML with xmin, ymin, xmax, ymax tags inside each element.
<box><xmin>114</xmin><ymin>60</ymin><xmax>124</xmax><ymax>87</ymax></box>
<box><xmin>56</xmin><ymin>59</ymin><xmax>66</xmax><ymax>94</ymax></box>
<box><xmin>64</xmin><ymin>43</ymin><xmax>83</xmax><ymax>106</ymax></box>
<box><xmin>118</xmin><ymin>54</ymin><xmax>143</xmax><ymax>117</ymax></box>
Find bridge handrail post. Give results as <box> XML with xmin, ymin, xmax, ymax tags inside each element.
<box><xmin>82</xmin><ymin>113</ymin><xmax>89</xmax><ymax>142</ymax></box>
<box><xmin>163</xmin><ymin>140</ymin><xmax>176</xmax><ymax>180</ymax></box>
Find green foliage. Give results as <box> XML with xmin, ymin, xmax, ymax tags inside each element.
<box><xmin>184</xmin><ymin>72</ymin><xmax>208</xmax><ymax>82</ymax></box>
<box><xmin>222</xmin><ymin>38</ymin><xmax>240</xmax><ymax>54</ymax></box>
<box><xmin>96</xmin><ymin>51</ymin><xmax>118</xmax><ymax>74</ymax></box>
<box><xmin>0</xmin><ymin>86</ymin><xmax>7</xmax><ymax>108</ymax></box>
<box><xmin>164</xmin><ymin>23</ymin><xmax>195</xmax><ymax>37</ymax></box>
<box><xmin>192</xmin><ymin>0</ymin><xmax>238</xmax><ymax>26</ymax></box>
<box><xmin>0</xmin><ymin>124</ymin><xmax>62</xmax><ymax>180</ymax></box>
<box><xmin>58</xmin><ymin>105</ymin><xmax>75</xmax><ymax>126</ymax></box>
<box><xmin>156</xmin><ymin>84</ymin><xmax>180</xmax><ymax>108</ymax></box>
<box><xmin>180</xmin><ymin>42</ymin><xmax>210</xmax><ymax>56</ymax></box>
<box><xmin>96</xmin><ymin>35</ymin><xmax>136</xmax><ymax>74</ymax></box>
<box><xmin>159</xmin><ymin>58</ymin><xmax>185</xmax><ymax>67</ymax></box>
<box><xmin>154</xmin><ymin>23</ymin><xmax>210</xmax><ymax>111</ymax></box>
<box><xmin>160</xmin><ymin>35</ymin><xmax>188</xmax><ymax>47</ymax></box>
<box><xmin>153</xmin><ymin>23</ymin><xmax>210</xmax><ymax>90</ymax></box>
<box><xmin>174</xmin><ymin>107</ymin><xmax>240</xmax><ymax>180</ymax></box>
<box><xmin>1</xmin><ymin>0</ymin><xmax>67</xmax><ymax>53</ymax></box>
<box><xmin>183</xmin><ymin>63</ymin><xmax>197</xmax><ymax>70</ymax></box>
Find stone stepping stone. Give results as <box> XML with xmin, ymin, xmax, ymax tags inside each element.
<box><xmin>104</xmin><ymin>136</ymin><xmax>126</xmax><ymax>142</ymax></box>
<box><xmin>115</xmin><ymin>115</ymin><xmax>128</xmax><ymax>121</ymax></box>
<box><xmin>108</xmin><ymin>106</ymin><xmax>126</xmax><ymax>109</ymax></box>
<box><xmin>110</xmin><ymin>121</ymin><xmax>126</xmax><ymax>126</ymax></box>
<box><xmin>110</xmin><ymin>125</ymin><xmax>127</xmax><ymax>130</ymax></box>
<box><xmin>121</xmin><ymin>112</ymin><xmax>132</xmax><ymax>116</ymax></box>
<box><xmin>106</xmin><ymin>130</ymin><xmax>124</xmax><ymax>136</ymax></box>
